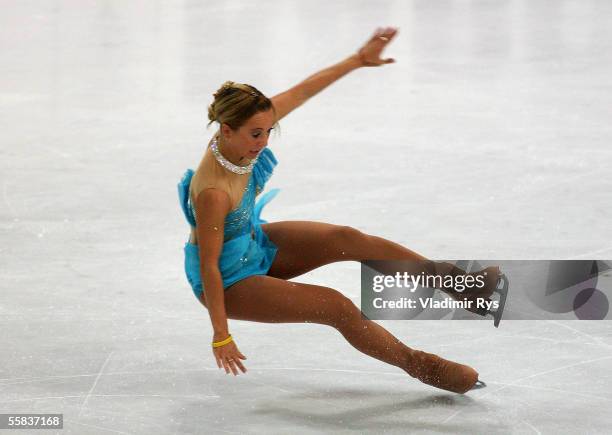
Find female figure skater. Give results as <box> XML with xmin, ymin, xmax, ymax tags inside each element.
<box><xmin>178</xmin><ymin>27</ymin><xmax>499</xmax><ymax>394</ymax></box>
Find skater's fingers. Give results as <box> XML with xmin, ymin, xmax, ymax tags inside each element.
<box><xmin>212</xmin><ymin>350</ymin><xmax>223</xmax><ymax>369</ymax></box>
<box><xmin>234</xmin><ymin>358</ymin><xmax>247</xmax><ymax>374</ymax></box>
<box><xmin>216</xmin><ymin>351</ymin><xmax>231</xmax><ymax>374</ymax></box>
<box><xmin>223</xmin><ymin>360</ymin><xmax>230</xmax><ymax>374</ymax></box>
<box><xmin>213</xmin><ymin>349</ymin><xmax>225</xmax><ymax>369</ymax></box>
<box><xmin>227</xmin><ymin>358</ymin><xmax>239</xmax><ymax>376</ymax></box>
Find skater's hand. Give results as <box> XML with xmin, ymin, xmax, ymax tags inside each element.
<box><xmin>356</xmin><ymin>27</ymin><xmax>398</xmax><ymax>67</ymax></box>
<box><xmin>212</xmin><ymin>335</ymin><xmax>247</xmax><ymax>376</ymax></box>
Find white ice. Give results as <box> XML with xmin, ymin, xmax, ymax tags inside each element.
<box><xmin>1</xmin><ymin>1</ymin><xmax>612</xmax><ymax>434</ymax></box>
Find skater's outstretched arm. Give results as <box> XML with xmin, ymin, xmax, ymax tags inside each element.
<box><xmin>270</xmin><ymin>26</ymin><xmax>398</xmax><ymax>122</ymax></box>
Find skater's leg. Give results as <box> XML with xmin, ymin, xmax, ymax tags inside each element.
<box><xmin>261</xmin><ymin>221</ymin><xmax>427</xmax><ymax>280</ymax></box>
<box><xmin>219</xmin><ymin>275</ymin><xmax>478</xmax><ymax>394</ymax></box>
<box><xmin>262</xmin><ymin>221</ymin><xmax>501</xmax><ymax>310</ymax></box>
<box><xmin>224</xmin><ymin>275</ymin><xmax>410</xmax><ymax>367</ymax></box>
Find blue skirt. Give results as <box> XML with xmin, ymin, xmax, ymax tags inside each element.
<box><xmin>183</xmin><ymin>190</ymin><xmax>279</xmax><ymax>301</ymax></box>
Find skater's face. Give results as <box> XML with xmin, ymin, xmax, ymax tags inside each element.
<box><xmin>220</xmin><ymin>109</ymin><xmax>275</xmax><ymax>163</ymax></box>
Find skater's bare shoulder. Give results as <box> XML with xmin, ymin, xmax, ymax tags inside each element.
<box><xmin>193</xmin><ymin>186</ymin><xmax>231</xmax><ymax>220</ymax></box>
<box><xmin>190</xmin><ymin>142</ymin><xmax>236</xmax><ymax>211</ymax></box>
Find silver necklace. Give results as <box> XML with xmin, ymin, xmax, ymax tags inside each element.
<box><xmin>210</xmin><ymin>138</ymin><xmax>257</xmax><ymax>175</ymax></box>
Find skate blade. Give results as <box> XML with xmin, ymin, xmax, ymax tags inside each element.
<box><xmin>492</xmin><ymin>274</ymin><xmax>509</xmax><ymax>328</ymax></box>
<box><xmin>475</xmin><ymin>273</ymin><xmax>509</xmax><ymax>327</ymax></box>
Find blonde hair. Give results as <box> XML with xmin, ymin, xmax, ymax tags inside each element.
<box><xmin>207</xmin><ymin>81</ymin><xmax>280</xmax><ymax>134</ymax></box>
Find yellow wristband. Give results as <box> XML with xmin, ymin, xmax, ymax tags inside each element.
<box><xmin>212</xmin><ymin>334</ymin><xmax>233</xmax><ymax>348</ymax></box>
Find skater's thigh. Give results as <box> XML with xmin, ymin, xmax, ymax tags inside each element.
<box><xmin>223</xmin><ymin>274</ymin><xmax>359</xmax><ymax>326</ymax></box>
<box><xmin>261</xmin><ymin>220</ymin><xmax>368</xmax><ymax>280</ymax></box>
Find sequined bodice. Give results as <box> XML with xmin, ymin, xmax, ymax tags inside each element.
<box><xmin>188</xmin><ymin>173</ymin><xmax>263</xmax><ymax>242</ymax></box>
<box><xmin>179</xmin><ymin>147</ymin><xmax>278</xmax><ymax>245</ymax></box>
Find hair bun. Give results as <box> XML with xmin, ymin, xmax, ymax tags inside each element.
<box><xmin>213</xmin><ymin>81</ymin><xmax>236</xmax><ymax>99</ymax></box>
<box><xmin>207</xmin><ymin>80</ymin><xmax>273</xmax><ymax>129</ymax></box>
<box><xmin>207</xmin><ymin>103</ymin><xmax>216</xmax><ymax>122</ymax></box>
<box><xmin>222</xmin><ymin>80</ymin><xmax>236</xmax><ymax>89</ymax></box>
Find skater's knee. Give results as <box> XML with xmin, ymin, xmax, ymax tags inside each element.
<box><xmin>331</xmin><ymin>225</ymin><xmax>371</xmax><ymax>258</ymax></box>
<box><xmin>334</xmin><ymin>225</ymin><xmax>367</xmax><ymax>245</ymax></box>
<box><xmin>324</xmin><ymin>289</ymin><xmax>362</xmax><ymax>328</ymax></box>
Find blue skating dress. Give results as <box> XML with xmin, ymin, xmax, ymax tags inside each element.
<box><xmin>178</xmin><ymin>147</ymin><xmax>280</xmax><ymax>301</ymax></box>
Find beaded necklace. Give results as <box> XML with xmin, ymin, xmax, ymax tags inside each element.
<box><xmin>210</xmin><ymin>137</ymin><xmax>257</xmax><ymax>175</ymax></box>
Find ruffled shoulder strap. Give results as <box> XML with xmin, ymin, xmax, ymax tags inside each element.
<box><xmin>177</xmin><ymin>169</ymin><xmax>196</xmax><ymax>227</ymax></box>
<box><xmin>253</xmin><ymin>188</ymin><xmax>280</xmax><ymax>225</ymax></box>
<box><xmin>252</xmin><ymin>147</ymin><xmax>278</xmax><ymax>192</ymax></box>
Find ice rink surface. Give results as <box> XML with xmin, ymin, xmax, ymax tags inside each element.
<box><xmin>1</xmin><ymin>0</ymin><xmax>612</xmax><ymax>433</ymax></box>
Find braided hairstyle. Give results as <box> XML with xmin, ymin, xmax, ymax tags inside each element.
<box><xmin>207</xmin><ymin>81</ymin><xmax>279</xmax><ymax>133</ymax></box>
